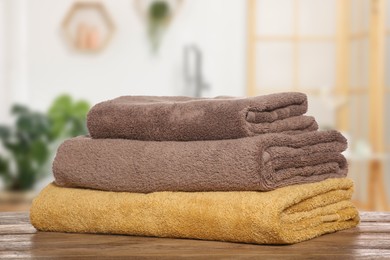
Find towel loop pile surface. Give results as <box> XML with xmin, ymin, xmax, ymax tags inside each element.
<box><xmin>87</xmin><ymin>93</ymin><xmax>317</xmax><ymax>141</ymax></box>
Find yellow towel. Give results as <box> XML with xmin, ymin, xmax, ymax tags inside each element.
<box><xmin>30</xmin><ymin>178</ymin><xmax>359</xmax><ymax>244</ymax></box>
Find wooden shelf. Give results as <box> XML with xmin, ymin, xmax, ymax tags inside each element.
<box><xmin>1</xmin><ymin>212</ymin><xmax>389</xmax><ymax>258</ymax></box>
<box><xmin>350</xmin><ymin>32</ymin><xmax>369</xmax><ymax>39</ymax></box>
<box><xmin>256</xmin><ymin>35</ymin><xmax>335</xmax><ymax>41</ymax></box>
<box><xmin>247</xmin><ymin>0</ymin><xmax>389</xmax><ymax>212</ymax></box>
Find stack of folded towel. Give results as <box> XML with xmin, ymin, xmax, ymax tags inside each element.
<box><xmin>30</xmin><ymin>92</ymin><xmax>359</xmax><ymax>244</ymax></box>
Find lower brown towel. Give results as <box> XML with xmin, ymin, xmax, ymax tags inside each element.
<box><xmin>53</xmin><ymin>130</ymin><xmax>348</xmax><ymax>193</ymax></box>
<box><xmin>30</xmin><ymin>178</ymin><xmax>359</xmax><ymax>244</ymax></box>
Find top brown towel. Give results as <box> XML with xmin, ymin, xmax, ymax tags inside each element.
<box><xmin>87</xmin><ymin>92</ymin><xmax>317</xmax><ymax>141</ymax></box>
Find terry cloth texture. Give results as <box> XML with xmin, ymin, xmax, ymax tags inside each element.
<box><xmin>30</xmin><ymin>178</ymin><xmax>360</xmax><ymax>245</ymax></box>
<box><xmin>87</xmin><ymin>92</ymin><xmax>318</xmax><ymax>141</ymax></box>
<box><xmin>53</xmin><ymin>130</ymin><xmax>348</xmax><ymax>193</ymax></box>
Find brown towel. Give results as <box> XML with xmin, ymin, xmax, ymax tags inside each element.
<box><xmin>87</xmin><ymin>92</ymin><xmax>317</xmax><ymax>141</ymax></box>
<box><xmin>53</xmin><ymin>130</ymin><xmax>348</xmax><ymax>193</ymax></box>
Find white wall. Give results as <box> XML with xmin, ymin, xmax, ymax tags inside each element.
<box><xmin>0</xmin><ymin>0</ymin><xmax>5</xmax><ymax>122</ymax></box>
<box><xmin>2</xmin><ymin>0</ymin><xmax>246</xmax><ymax>113</ymax></box>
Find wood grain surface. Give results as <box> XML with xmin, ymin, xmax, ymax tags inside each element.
<box><xmin>0</xmin><ymin>212</ymin><xmax>389</xmax><ymax>259</ymax></box>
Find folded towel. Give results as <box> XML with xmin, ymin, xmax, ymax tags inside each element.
<box><xmin>30</xmin><ymin>178</ymin><xmax>359</xmax><ymax>244</ymax></box>
<box><xmin>87</xmin><ymin>92</ymin><xmax>317</xmax><ymax>141</ymax></box>
<box><xmin>53</xmin><ymin>130</ymin><xmax>348</xmax><ymax>193</ymax></box>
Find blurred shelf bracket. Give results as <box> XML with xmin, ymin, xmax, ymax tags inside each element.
<box><xmin>62</xmin><ymin>2</ymin><xmax>116</xmax><ymax>53</ymax></box>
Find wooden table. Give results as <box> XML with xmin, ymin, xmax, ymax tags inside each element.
<box><xmin>0</xmin><ymin>212</ymin><xmax>389</xmax><ymax>259</ymax></box>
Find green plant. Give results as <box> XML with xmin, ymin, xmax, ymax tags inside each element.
<box><xmin>148</xmin><ymin>0</ymin><xmax>171</xmax><ymax>52</ymax></box>
<box><xmin>0</xmin><ymin>95</ymin><xmax>90</xmax><ymax>191</ymax></box>
<box><xmin>48</xmin><ymin>95</ymin><xmax>90</xmax><ymax>138</ymax></box>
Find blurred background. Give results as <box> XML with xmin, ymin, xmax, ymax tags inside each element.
<box><xmin>0</xmin><ymin>0</ymin><xmax>389</xmax><ymax>212</ymax></box>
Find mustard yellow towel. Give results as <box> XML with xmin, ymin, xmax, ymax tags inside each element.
<box><xmin>30</xmin><ymin>178</ymin><xmax>359</xmax><ymax>244</ymax></box>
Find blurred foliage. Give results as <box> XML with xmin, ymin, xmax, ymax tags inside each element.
<box><xmin>48</xmin><ymin>95</ymin><xmax>90</xmax><ymax>138</ymax></box>
<box><xmin>148</xmin><ymin>0</ymin><xmax>170</xmax><ymax>52</ymax></box>
<box><xmin>0</xmin><ymin>95</ymin><xmax>90</xmax><ymax>191</ymax></box>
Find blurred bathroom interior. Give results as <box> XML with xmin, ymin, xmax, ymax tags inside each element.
<box><xmin>0</xmin><ymin>0</ymin><xmax>389</xmax><ymax>212</ymax></box>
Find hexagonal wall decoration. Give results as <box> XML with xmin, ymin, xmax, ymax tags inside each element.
<box><xmin>62</xmin><ymin>2</ymin><xmax>115</xmax><ymax>53</ymax></box>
